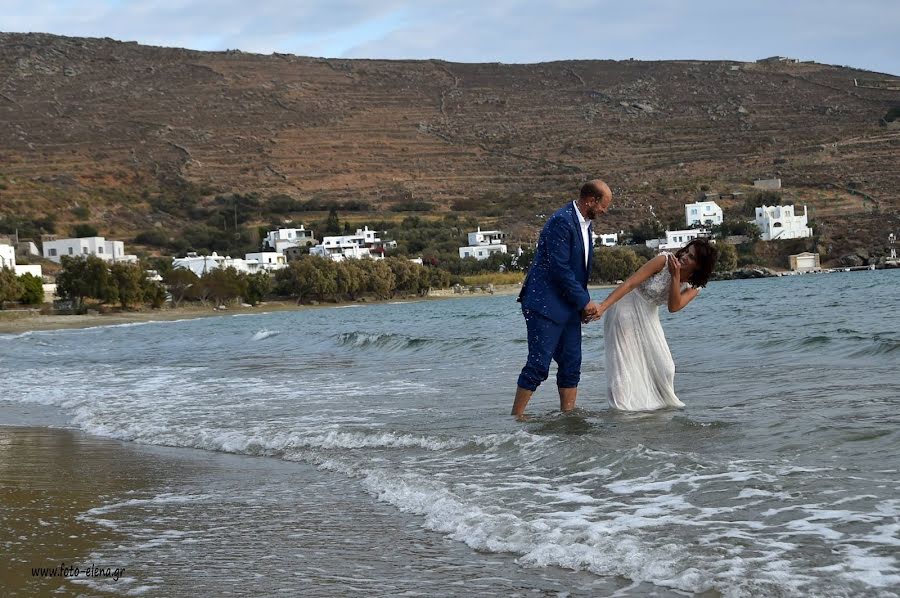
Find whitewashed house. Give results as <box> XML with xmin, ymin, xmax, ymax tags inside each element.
<box><xmin>685</xmin><ymin>201</ymin><xmax>723</xmax><ymax>226</ymax></box>
<box><xmin>657</xmin><ymin>229</ymin><xmax>708</xmax><ymax>251</ymax></box>
<box><xmin>310</xmin><ymin>226</ymin><xmax>394</xmax><ymax>262</ymax></box>
<box><xmin>42</xmin><ymin>236</ymin><xmax>137</xmax><ymax>264</ymax></box>
<box><xmin>0</xmin><ymin>243</ymin><xmax>14</xmax><ymax>270</ymax></box>
<box><xmin>172</xmin><ymin>252</ymin><xmax>264</xmax><ymax>276</ymax></box>
<box><xmin>755</xmin><ymin>205</ymin><xmax>811</xmax><ymax>241</ymax></box>
<box><xmin>264</xmin><ymin>227</ymin><xmax>316</xmax><ymax>254</ymax></box>
<box><xmin>592</xmin><ymin>232</ymin><xmax>619</xmax><ymax>247</ymax></box>
<box><xmin>0</xmin><ymin>242</ymin><xmax>42</xmax><ymax>278</ymax></box>
<box><xmin>244</xmin><ymin>252</ymin><xmax>287</xmax><ymax>271</ymax></box>
<box><xmin>459</xmin><ymin>227</ymin><xmax>508</xmax><ymax>260</ymax></box>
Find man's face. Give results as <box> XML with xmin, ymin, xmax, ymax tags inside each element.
<box><xmin>587</xmin><ymin>192</ymin><xmax>611</xmax><ymax>220</ymax></box>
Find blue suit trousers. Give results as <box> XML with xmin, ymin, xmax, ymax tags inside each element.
<box><xmin>517</xmin><ymin>308</ymin><xmax>582</xmax><ymax>391</ymax></box>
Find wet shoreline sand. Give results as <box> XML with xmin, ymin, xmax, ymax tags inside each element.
<box><xmin>0</xmin><ymin>424</ymin><xmax>625</xmax><ymax>596</ymax></box>
<box><xmin>0</xmin><ymin>425</ymin><xmax>168</xmax><ymax>596</ymax></box>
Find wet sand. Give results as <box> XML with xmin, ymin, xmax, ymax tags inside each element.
<box><xmin>0</xmin><ymin>426</ymin><xmax>160</xmax><ymax>596</ymax></box>
<box><xmin>0</xmin><ymin>424</ymin><xmax>622</xmax><ymax>597</ymax></box>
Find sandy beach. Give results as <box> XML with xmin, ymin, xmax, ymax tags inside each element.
<box><xmin>0</xmin><ymin>426</ymin><xmax>165</xmax><ymax>596</ymax></box>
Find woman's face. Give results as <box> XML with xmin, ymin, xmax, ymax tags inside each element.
<box><xmin>679</xmin><ymin>245</ymin><xmax>698</xmax><ymax>272</ymax></box>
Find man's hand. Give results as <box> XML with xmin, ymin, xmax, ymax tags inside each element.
<box><xmin>581</xmin><ymin>301</ymin><xmax>603</xmax><ymax>323</ymax></box>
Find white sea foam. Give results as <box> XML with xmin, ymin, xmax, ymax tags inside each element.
<box><xmin>335</xmin><ymin>465</ymin><xmax>814</xmax><ymax>597</ymax></box>
<box><xmin>81</xmin><ymin>493</ymin><xmax>211</xmax><ymax>517</ymax></box>
<box><xmin>251</xmin><ymin>329</ymin><xmax>281</xmax><ymax>341</ymax></box>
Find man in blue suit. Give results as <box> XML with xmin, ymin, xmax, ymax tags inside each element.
<box><xmin>512</xmin><ymin>179</ymin><xmax>613</xmax><ymax>416</ymax></box>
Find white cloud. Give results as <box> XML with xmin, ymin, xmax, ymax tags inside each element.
<box><xmin>1</xmin><ymin>0</ymin><xmax>897</xmax><ymax>74</ymax></box>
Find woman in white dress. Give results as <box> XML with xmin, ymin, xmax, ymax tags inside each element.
<box><xmin>588</xmin><ymin>239</ymin><xmax>718</xmax><ymax>411</ymax></box>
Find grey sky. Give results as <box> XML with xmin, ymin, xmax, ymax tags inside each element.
<box><xmin>3</xmin><ymin>0</ymin><xmax>898</xmax><ymax>74</ymax></box>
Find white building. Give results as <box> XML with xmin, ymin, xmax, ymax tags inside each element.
<box><xmin>172</xmin><ymin>252</ymin><xmax>265</xmax><ymax>276</ymax></box>
<box><xmin>264</xmin><ymin>227</ymin><xmax>316</xmax><ymax>254</ymax></box>
<box><xmin>0</xmin><ymin>243</ymin><xmax>43</xmax><ymax>278</ymax></box>
<box><xmin>754</xmin><ymin>205</ymin><xmax>812</xmax><ymax>241</ymax></box>
<box><xmin>685</xmin><ymin>201</ymin><xmax>723</xmax><ymax>226</ymax></box>
<box><xmin>0</xmin><ymin>243</ymin><xmax>14</xmax><ymax>270</ymax></box>
<box><xmin>459</xmin><ymin>227</ymin><xmax>508</xmax><ymax>260</ymax></box>
<box><xmin>592</xmin><ymin>232</ymin><xmax>619</xmax><ymax>247</ymax></box>
<box><xmin>310</xmin><ymin>226</ymin><xmax>393</xmax><ymax>262</ymax></box>
<box><xmin>790</xmin><ymin>252</ymin><xmax>821</xmax><ymax>273</ymax></box>
<box><xmin>42</xmin><ymin>236</ymin><xmax>137</xmax><ymax>264</ymax></box>
<box><xmin>656</xmin><ymin>229</ymin><xmax>707</xmax><ymax>251</ymax></box>
<box><xmin>244</xmin><ymin>252</ymin><xmax>287</xmax><ymax>271</ymax></box>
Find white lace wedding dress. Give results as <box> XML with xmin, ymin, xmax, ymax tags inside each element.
<box><xmin>602</xmin><ymin>253</ymin><xmax>686</xmax><ymax>411</ymax></box>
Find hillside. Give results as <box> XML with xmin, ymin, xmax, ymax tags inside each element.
<box><xmin>1</xmin><ymin>32</ymin><xmax>898</xmax><ymax>261</ymax></box>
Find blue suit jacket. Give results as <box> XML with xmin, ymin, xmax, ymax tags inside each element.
<box><xmin>518</xmin><ymin>203</ymin><xmax>593</xmax><ymax>324</ymax></box>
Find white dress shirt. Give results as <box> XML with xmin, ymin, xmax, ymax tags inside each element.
<box><xmin>573</xmin><ymin>201</ymin><xmax>591</xmax><ymax>269</ymax></box>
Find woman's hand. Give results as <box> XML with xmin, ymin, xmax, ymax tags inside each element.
<box><xmin>667</xmin><ymin>253</ymin><xmax>681</xmax><ymax>281</ymax></box>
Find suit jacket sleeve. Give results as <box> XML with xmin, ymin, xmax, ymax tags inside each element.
<box><xmin>546</xmin><ymin>216</ymin><xmax>591</xmax><ymax>311</ymax></box>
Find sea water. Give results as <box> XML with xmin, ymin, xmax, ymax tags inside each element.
<box><xmin>1</xmin><ymin>270</ymin><xmax>898</xmax><ymax>596</ymax></box>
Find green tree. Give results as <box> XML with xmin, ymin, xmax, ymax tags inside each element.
<box><xmin>17</xmin><ymin>273</ymin><xmax>44</xmax><ymax>305</ymax></box>
<box><xmin>244</xmin><ymin>271</ymin><xmax>272</xmax><ymax>306</ymax></box>
<box><xmin>71</xmin><ymin>223</ymin><xmax>99</xmax><ymax>238</ymax></box>
<box><xmin>335</xmin><ymin>260</ymin><xmax>364</xmax><ymax>299</ymax></box>
<box><xmin>142</xmin><ymin>279</ymin><xmax>168</xmax><ymax>309</ymax></box>
<box><xmin>110</xmin><ymin>262</ymin><xmax>146</xmax><ymax>309</ymax></box>
<box><xmin>164</xmin><ymin>268</ymin><xmax>199</xmax><ymax>307</ymax></box>
<box><xmin>591</xmin><ymin>247</ymin><xmax>647</xmax><ymax>283</ymax></box>
<box><xmin>324</xmin><ymin>207</ymin><xmax>341</xmax><ymax>235</ymax></box>
<box><xmin>385</xmin><ymin>257</ymin><xmax>420</xmax><ymax>296</ymax></box>
<box><xmin>716</xmin><ymin>243</ymin><xmax>738</xmax><ymax>273</ymax></box>
<box><xmin>0</xmin><ymin>267</ymin><xmax>22</xmax><ymax>307</ymax></box>
<box><xmin>200</xmin><ymin>267</ymin><xmax>247</xmax><ymax>305</ymax></box>
<box><xmin>358</xmin><ymin>259</ymin><xmax>395</xmax><ymax>299</ymax></box>
<box><xmin>56</xmin><ymin>256</ymin><xmax>115</xmax><ymax>308</ymax></box>
<box><xmin>274</xmin><ymin>257</ymin><xmax>332</xmax><ymax>302</ymax></box>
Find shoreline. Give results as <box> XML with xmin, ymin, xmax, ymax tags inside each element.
<box><xmin>0</xmin><ymin>283</ymin><xmax>625</xmax><ymax>334</ymax></box>
<box><xmin>0</xmin><ymin>284</ymin><xmax>517</xmax><ymax>334</ymax></box>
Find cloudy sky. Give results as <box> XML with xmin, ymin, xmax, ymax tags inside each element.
<box><xmin>3</xmin><ymin>0</ymin><xmax>898</xmax><ymax>74</ymax></box>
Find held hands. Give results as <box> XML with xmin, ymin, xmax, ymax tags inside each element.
<box><xmin>581</xmin><ymin>300</ymin><xmax>605</xmax><ymax>324</ymax></box>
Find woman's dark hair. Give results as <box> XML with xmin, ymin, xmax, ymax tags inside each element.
<box><xmin>675</xmin><ymin>238</ymin><xmax>718</xmax><ymax>288</ymax></box>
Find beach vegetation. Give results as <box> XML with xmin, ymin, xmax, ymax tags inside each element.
<box><xmin>56</xmin><ymin>256</ymin><xmax>116</xmax><ymax>309</ymax></box>
<box><xmin>244</xmin><ymin>271</ymin><xmax>272</xmax><ymax>306</ymax></box>
<box><xmin>273</xmin><ymin>255</ymin><xmax>448</xmax><ymax>303</ymax></box>
<box><xmin>163</xmin><ymin>268</ymin><xmax>199</xmax><ymax>307</ymax></box>
<box><xmin>591</xmin><ymin>247</ymin><xmax>647</xmax><ymax>283</ymax></box>
<box><xmin>17</xmin><ymin>273</ymin><xmax>44</xmax><ymax>305</ymax></box>
<box><xmin>109</xmin><ymin>263</ymin><xmax>146</xmax><ymax>309</ymax></box>
<box><xmin>0</xmin><ymin>267</ymin><xmax>23</xmax><ymax>307</ymax></box>
<box><xmin>462</xmin><ymin>272</ymin><xmax>525</xmax><ymax>286</ymax></box>
<box><xmin>194</xmin><ymin>267</ymin><xmax>247</xmax><ymax>305</ymax></box>
<box><xmin>715</xmin><ymin>243</ymin><xmax>738</xmax><ymax>272</ymax></box>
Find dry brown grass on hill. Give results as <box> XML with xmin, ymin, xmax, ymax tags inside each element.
<box><xmin>0</xmin><ymin>33</ymin><xmax>898</xmax><ymax>260</ymax></box>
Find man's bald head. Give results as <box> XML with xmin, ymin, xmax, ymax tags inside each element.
<box><xmin>578</xmin><ymin>179</ymin><xmax>613</xmax><ymax>220</ymax></box>
<box><xmin>580</xmin><ymin>180</ymin><xmax>611</xmax><ymax>202</ymax></box>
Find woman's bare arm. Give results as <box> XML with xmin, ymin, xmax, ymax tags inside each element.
<box><xmin>667</xmin><ymin>255</ymin><xmax>700</xmax><ymax>312</ymax></box>
<box><xmin>589</xmin><ymin>254</ymin><xmax>668</xmax><ymax>320</ymax></box>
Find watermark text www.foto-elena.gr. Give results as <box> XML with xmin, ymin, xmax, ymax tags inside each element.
<box><xmin>32</xmin><ymin>562</ymin><xmax>125</xmax><ymax>581</ymax></box>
